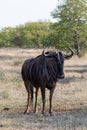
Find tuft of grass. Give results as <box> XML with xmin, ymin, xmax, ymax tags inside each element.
<box><xmin>0</xmin><ymin>71</ymin><xmax>5</xmax><ymax>81</ymax></box>
<box><xmin>11</xmin><ymin>75</ymin><xmax>23</xmax><ymax>88</ymax></box>
<box><xmin>13</xmin><ymin>59</ymin><xmax>23</xmax><ymax>66</ymax></box>
<box><xmin>1</xmin><ymin>90</ymin><xmax>9</xmax><ymax>99</ymax></box>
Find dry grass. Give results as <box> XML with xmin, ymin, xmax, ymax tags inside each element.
<box><xmin>0</xmin><ymin>47</ymin><xmax>87</xmax><ymax>130</ymax></box>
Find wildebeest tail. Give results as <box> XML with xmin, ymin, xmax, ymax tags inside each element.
<box><xmin>30</xmin><ymin>83</ymin><xmax>34</xmax><ymax>102</ymax></box>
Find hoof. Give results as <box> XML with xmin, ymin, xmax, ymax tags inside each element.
<box><xmin>24</xmin><ymin>110</ymin><xmax>30</xmax><ymax>114</ymax></box>
<box><xmin>34</xmin><ymin>108</ymin><xmax>38</xmax><ymax>113</ymax></box>
<box><xmin>49</xmin><ymin>110</ymin><xmax>53</xmax><ymax>116</ymax></box>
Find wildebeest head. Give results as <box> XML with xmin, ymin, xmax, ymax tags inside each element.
<box><xmin>44</xmin><ymin>47</ymin><xmax>74</xmax><ymax>79</ymax></box>
<box><xmin>56</xmin><ymin>51</ymin><xmax>65</xmax><ymax>79</ymax></box>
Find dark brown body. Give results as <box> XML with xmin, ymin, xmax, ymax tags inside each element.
<box><xmin>21</xmin><ymin>49</ymin><xmax>74</xmax><ymax>115</ymax></box>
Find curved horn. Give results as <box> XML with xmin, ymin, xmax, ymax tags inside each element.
<box><xmin>42</xmin><ymin>48</ymin><xmax>45</xmax><ymax>55</ymax></box>
<box><xmin>42</xmin><ymin>46</ymin><xmax>47</xmax><ymax>55</ymax></box>
<box><xmin>64</xmin><ymin>47</ymin><xmax>74</xmax><ymax>59</ymax></box>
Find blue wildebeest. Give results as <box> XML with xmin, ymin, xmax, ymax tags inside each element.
<box><xmin>21</xmin><ymin>48</ymin><xmax>74</xmax><ymax>115</ymax></box>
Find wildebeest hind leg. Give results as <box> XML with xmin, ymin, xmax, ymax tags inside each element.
<box><xmin>24</xmin><ymin>81</ymin><xmax>33</xmax><ymax>114</ymax></box>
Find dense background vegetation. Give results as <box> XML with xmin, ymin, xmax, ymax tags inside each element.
<box><xmin>0</xmin><ymin>0</ymin><xmax>87</xmax><ymax>55</ymax></box>
<box><xmin>0</xmin><ymin>21</ymin><xmax>51</xmax><ymax>48</ymax></box>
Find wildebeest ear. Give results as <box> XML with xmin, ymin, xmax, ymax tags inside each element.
<box><xmin>64</xmin><ymin>47</ymin><xmax>74</xmax><ymax>59</ymax></box>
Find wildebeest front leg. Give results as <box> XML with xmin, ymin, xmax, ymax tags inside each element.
<box><xmin>41</xmin><ymin>87</ymin><xmax>45</xmax><ymax>114</ymax></box>
<box><xmin>34</xmin><ymin>87</ymin><xmax>39</xmax><ymax>113</ymax></box>
<box><xmin>49</xmin><ymin>86</ymin><xmax>55</xmax><ymax>115</ymax></box>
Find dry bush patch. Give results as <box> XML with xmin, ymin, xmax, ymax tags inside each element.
<box><xmin>0</xmin><ymin>48</ymin><xmax>87</xmax><ymax>130</ymax></box>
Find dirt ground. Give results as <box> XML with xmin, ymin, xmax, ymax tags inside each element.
<box><xmin>0</xmin><ymin>48</ymin><xmax>87</xmax><ymax>130</ymax></box>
